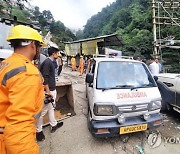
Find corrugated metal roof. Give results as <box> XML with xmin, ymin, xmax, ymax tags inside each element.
<box><xmin>65</xmin><ymin>33</ymin><xmax>124</xmax><ymax>46</ymax></box>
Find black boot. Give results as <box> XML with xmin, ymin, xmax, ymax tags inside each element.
<box><xmin>51</xmin><ymin>122</ymin><xmax>63</xmax><ymax>133</ymax></box>
<box><xmin>36</xmin><ymin>131</ymin><xmax>45</xmax><ymax>142</ymax></box>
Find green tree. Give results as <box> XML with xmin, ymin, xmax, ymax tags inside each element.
<box><xmin>11</xmin><ymin>6</ymin><xmax>30</xmax><ymax>22</ymax></box>
<box><xmin>82</xmin><ymin>0</ymin><xmax>180</xmax><ymax>72</ymax></box>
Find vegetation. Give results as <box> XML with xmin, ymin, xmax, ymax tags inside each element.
<box><xmin>0</xmin><ymin>0</ymin><xmax>179</xmax><ymax>72</ymax></box>
<box><xmin>0</xmin><ymin>0</ymin><xmax>76</xmax><ymax>50</ymax></box>
<box><xmin>31</xmin><ymin>7</ymin><xmax>76</xmax><ymax>49</ymax></box>
<box><xmin>80</xmin><ymin>0</ymin><xmax>180</xmax><ymax>73</ymax></box>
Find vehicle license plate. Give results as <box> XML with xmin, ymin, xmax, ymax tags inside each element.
<box><xmin>120</xmin><ymin>124</ymin><xmax>147</xmax><ymax>134</ymax></box>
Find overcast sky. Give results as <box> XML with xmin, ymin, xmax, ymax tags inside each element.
<box><xmin>31</xmin><ymin>0</ymin><xmax>116</xmax><ymax>31</ymax></box>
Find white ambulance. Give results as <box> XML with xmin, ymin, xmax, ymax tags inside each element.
<box><xmin>85</xmin><ymin>55</ymin><xmax>162</xmax><ymax>137</ymax></box>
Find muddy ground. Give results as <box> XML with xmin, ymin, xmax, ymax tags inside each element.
<box><xmin>38</xmin><ymin>65</ymin><xmax>180</xmax><ymax>154</ymax></box>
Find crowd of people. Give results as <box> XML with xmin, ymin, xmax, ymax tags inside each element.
<box><xmin>0</xmin><ymin>24</ymin><xmax>90</xmax><ymax>154</ymax></box>
<box><xmin>0</xmin><ymin>25</ymin><xmax>45</xmax><ymax>153</ymax></box>
<box><xmin>149</xmin><ymin>57</ymin><xmax>163</xmax><ymax>76</ymax></box>
<box><xmin>70</xmin><ymin>55</ymin><xmax>163</xmax><ymax>77</ymax></box>
<box><xmin>0</xmin><ymin>25</ymin><xmax>64</xmax><ymax>153</ymax></box>
<box><xmin>70</xmin><ymin>55</ymin><xmax>90</xmax><ymax>76</ymax></box>
<box><xmin>136</xmin><ymin>56</ymin><xmax>163</xmax><ymax>76</ymax></box>
<box><xmin>0</xmin><ymin>24</ymin><xmax>165</xmax><ymax>154</ymax></box>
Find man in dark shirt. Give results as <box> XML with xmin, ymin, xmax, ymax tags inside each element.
<box><xmin>36</xmin><ymin>47</ymin><xmax>63</xmax><ymax>141</ymax></box>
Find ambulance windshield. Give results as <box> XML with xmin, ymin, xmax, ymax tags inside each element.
<box><xmin>96</xmin><ymin>61</ymin><xmax>156</xmax><ymax>89</ymax></box>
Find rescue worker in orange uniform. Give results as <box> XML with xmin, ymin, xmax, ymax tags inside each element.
<box><xmin>0</xmin><ymin>25</ymin><xmax>45</xmax><ymax>154</ymax></box>
<box><xmin>71</xmin><ymin>55</ymin><xmax>76</xmax><ymax>71</ymax></box>
<box><xmin>78</xmin><ymin>55</ymin><xmax>84</xmax><ymax>76</ymax></box>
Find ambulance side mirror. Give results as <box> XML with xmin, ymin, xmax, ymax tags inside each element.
<box><xmin>85</xmin><ymin>73</ymin><xmax>94</xmax><ymax>87</ymax></box>
<box><xmin>154</xmin><ymin>76</ymin><xmax>158</xmax><ymax>81</ymax></box>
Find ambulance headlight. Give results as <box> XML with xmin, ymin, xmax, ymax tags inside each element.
<box><xmin>149</xmin><ymin>100</ymin><xmax>161</xmax><ymax>111</ymax></box>
<box><xmin>94</xmin><ymin>104</ymin><xmax>116</xmax><ymax>116</ymax></box>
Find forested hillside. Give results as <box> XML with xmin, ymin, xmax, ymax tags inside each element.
<box><xmin>80</xmin><ymin>0</ymin><xmax>180</xmax><ymax>73</ymax></box>
<box><xmin>0</xmin><ymin>0</ymin><xmax>76</xmax><ymax>50</ymax></box>
<box><xmin>0</xmin><ymin>0</ymin><xmax>179</xmax><ymax>72</ymax></box>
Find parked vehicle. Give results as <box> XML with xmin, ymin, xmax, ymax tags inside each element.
<box><xmin>156</xmin><ymin>73</ymin><xmax>180</xmax><ymax>113</ymax></box>
<box><xmin>85</xmin><ymin>55</ymin><xmax>163</xmax><ymax>137</ymax></box>
<box><xmin>0</xmin><ymin>49</ymin><xmax>13</xmax><ymax>62</ymax></box>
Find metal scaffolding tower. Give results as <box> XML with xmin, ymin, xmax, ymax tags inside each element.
<box><xmin>152</xmin><ymin>0</ymin><xmax>180</xmax><ymax>57</ymax></box>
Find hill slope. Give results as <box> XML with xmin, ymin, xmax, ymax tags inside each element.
<box><xmin>0</xmin><ymin>0</ymin><xmax>76</xmax><ymax>50</ymax></box>
<box><xmin>81</xmin><ymin>0</ymin><xmax>180</xmax><ymax>72</ymax></box>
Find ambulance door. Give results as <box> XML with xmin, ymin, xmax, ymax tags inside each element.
<box><xmin>87</xmin><ymin>61</ymin><xmax>96</xmax><ymax>110</ymax></box>
<box><xmin>175</xmin><ymin>76</ymin><xmax>180</xmax><ymax>106</ymax></box>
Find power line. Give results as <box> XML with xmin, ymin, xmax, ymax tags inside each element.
<box><xmin>159</xmin><ymin>2</ymin><xmax>180</xmax><ymax>26</ymax></box>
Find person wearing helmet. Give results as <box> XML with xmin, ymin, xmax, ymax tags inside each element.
<box><xmin>78</xmin><ymin>55</ymin><xmax>84</xmax><ymax>76</ymax></box>
<box><xmin>57</xmin><ymin>52</ymin><xmax>63</xmax><ymax>76</ymax></box>
<box><xmin>0</xmin><ymin>25</ymin><xmax>45</xmax><ymax>154</ymax></box>
<box><xmin>71</xmin><ymin>55</ymin><xmax>76</xmax><ymax>71</ymax></box>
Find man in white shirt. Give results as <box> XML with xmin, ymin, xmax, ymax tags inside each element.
<box><xmin>149</xmin><ymin>57</ymin><xmax>159</xmax><ymax>76</ymax></box>
<box><xmin>155</xmin><ymin>58</ymin><xmax>163</xmax><ymax>73</ymax></box>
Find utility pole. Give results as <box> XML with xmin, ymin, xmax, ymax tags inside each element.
<box><xmin>152</xmin><ymin>0</ymin><xmax>180</xmax><ymax>57</ymax></box>
<box><xmin>152</xmin><ymin>0</ymin><xmax>158</xmax><ymax>56</ymax></box>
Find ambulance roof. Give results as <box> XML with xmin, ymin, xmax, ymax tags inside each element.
<box><xmin>93</xmin><ymin>56</ymin><xmax>141</xmax><ymax>63</ymax></box>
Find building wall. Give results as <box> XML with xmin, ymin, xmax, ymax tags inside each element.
<box><xmin>65</xmin><ymin>43</ymin><xmax>81</xmax><ymax>56</ymax></box>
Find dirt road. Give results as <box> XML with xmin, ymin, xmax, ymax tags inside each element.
<box><xmin>38</xmin><ymin>66</ymin><xmax>180</xmax><ymax>154</ymax></box>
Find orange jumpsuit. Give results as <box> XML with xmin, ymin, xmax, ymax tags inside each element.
<box><xmin>71</xmin><ymin>57</ymin><xmax>76</xmax><ymax>71</ymax></box>
<box><xmin>78</xmin><ymin>57</ymin><xmax>84</xmax><ymax>75</ymax></box>
<box><xmin>0</xmin><ymin>53</ymin><xmax>44</xmax><ymax>154</ymax></box>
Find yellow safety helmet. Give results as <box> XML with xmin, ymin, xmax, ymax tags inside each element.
<box><xmin>7</xmin><ymin>25</ymin><xmax>46</xmax><ymax>46</ymax></box>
